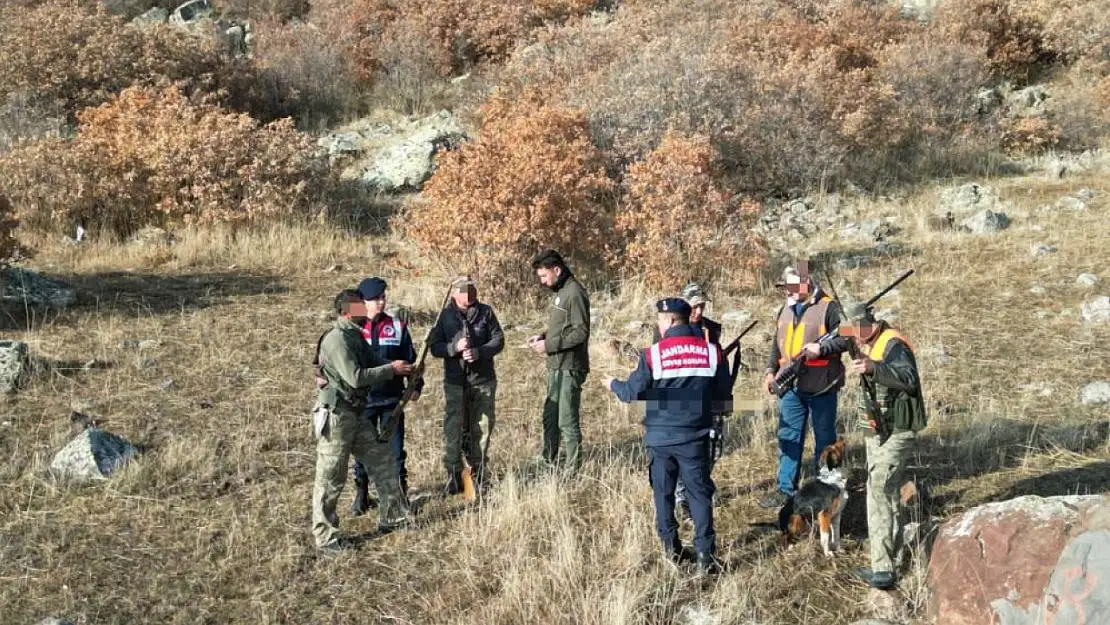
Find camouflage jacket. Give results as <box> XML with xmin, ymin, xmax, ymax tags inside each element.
<box><xmin>316</xmin><ymin>317</ymin><xmax>396</xmax><ymax>418</ymax></box>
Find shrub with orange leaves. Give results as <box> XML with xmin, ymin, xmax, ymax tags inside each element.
<box><xmin>615</xmin><ymin>132</ymin><xmax>765</xmax><ymax>292</ymax></box>
<box><xmin>404</xmin><ymin>89</ymin><xmax>615</xmax><ymax>296</ymax></box>
<box><xmin>1000</xmin><ymin>116</ymin><xmax>1061</xmax><ymax>154</ymax></box>
<box><xmin>932</xmin><ymin>0</ymin><xmax>1056</xmax><ymax>82</ymax></box>
<box><xmin>0</xmin><ymin>87</ymin><xmax>326</xmax><ymax>237</ymax></box>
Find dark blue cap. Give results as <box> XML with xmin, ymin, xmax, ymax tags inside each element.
<box><xmin>356</xmin><ymin>277</ymin><xmax>388</xmax><ymax>300</ymax></box>
<box><xmin>656</xmin><ymin>297</ymin><xmax>691</xmax><ymax>317</ymax></box>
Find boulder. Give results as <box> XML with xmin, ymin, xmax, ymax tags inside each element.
<box><xmin>938</xmin><ymin>182</ymin><xmax>1001</xmax><ymax>218</ymax></box>
<box><xmin>50</xmin><ymin>427</ymin><xmax>139</xmax><ymax>483</ymax></box>
<box><xmin>355</xmin><ymin>110</ymin><xmax>466</xmax><ymax>192</ymax></box>
<box><xmin>0</xmin><ymin>339</ymin><xmax>30</xmax><ymax>394</ymax></box>
<box><xmin>927</xmin><ymin>495</ymin><xmax>1110</xmax><ymax>625</ymax></box>
<box><xmin>0</xmin><ymin>267</ymin><xmax>77</xmax><ymax>308</ymax></box>
<box><xmin>1076</xmin><ymin>273</ymin><xmax>1099</xmax><ymax>287</ymax></box>
<box><xmin>1079</xmin><ymin>382</ymin><xmax>1110</xmax><ymax>406</ymax></box>
<box><xmin>1003</xmin><ymin>84</ymin><xmax>1049</xmax><ymax>118</ymax></box>
<box><xmin>1081</xmin><ymin>296</ymin><xmax>1110</xmax><ymax>324</ymax></box>
<box><xmin>960</xmin><ymin>209</ymin><xmax>1010</xmax><ymax>234</ymax></box>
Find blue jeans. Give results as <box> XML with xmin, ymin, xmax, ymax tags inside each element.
<box><xmin>776</xmin><ymin>389</ymin><xmax>838</xmax><ymax>495</ymax></box>
<box><xmin>353</xmin><ymin>406</ymin><xmax>405</xmax><ymax>489</ymax></box>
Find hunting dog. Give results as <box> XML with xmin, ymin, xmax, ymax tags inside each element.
<box><xmin>777</xmin><ymin>439</ymin><xmax>848</xmax><ymax>557</ymax></box>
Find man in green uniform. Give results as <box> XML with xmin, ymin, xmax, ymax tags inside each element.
<box><xmin>311</xmin><ymin>289</ymin><xmax>414</xmax><ymax>551</ymax></box>
<box><xmin>527</xmin><ymin>249</ymin><xmax>591</xmax><ymax>474</ymax></box>
<box><xmin>841</xmin><ymin>302</ymin><xmax>928</xmax><ymax>589</ymax></box>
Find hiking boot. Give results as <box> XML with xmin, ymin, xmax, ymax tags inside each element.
<box><xmin>696</xmin><ymin>552</ymin><xmax>723</xmax><ymax>575</ymax></box>
<box><xmin>317</xmin><ymin>537</ymin><xmax>354</xmax><ymax>553</ymax></box>
<box><xmin>856</xmin><ymin>567</ymin><xmax>896</xmax><ymax>590</ymax></box>
<box><xmin>349</xmin><ymin>482</ymin><xmax>378</xmax><ymax>516</ymax></box>
<box><xmin>444</xmin><ymin>472</ymin><xmax>463</xmax><ymax>496</ymax></box>
<box><xmin>664</xmin><ymin>538</ymin><xmax>695</xmax><ymax>564</ymax></box>
<box><xmin>758</xmin><ymin>490</ymin><xmax>791</xmax><ymax>509</ymax></box>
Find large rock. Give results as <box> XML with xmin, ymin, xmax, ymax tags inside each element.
<box><xmin>960</xmin><ymin>209</ymin><xmax>1010</xmax><ymax>234</ymax></box>
<box><xmin>928</xmin><ymin>495</ymin><xmax>1110</xmax><ymax>625</ymax></box>
<box><xmin>50</xmin><ymin>427</ymin><xmax>139</xmax><ymax>483</ymax></box>
<box><xmin>0</xmin><ymin>267</ymin><xmax>77</xmax><ymax>308</ymax></box>
<box><xmin>938</xmin><ymin>182</ymin><xmax>1001</xmax><ymax>218</ymax></box>
<box><xmin>131</xmin><ymin>6</ymin><xmax>169</xmax><ymax>25</ymax></box>
<box><xmin>325</xmin><ymin>111</ymin><xmax>466</xmax><ymax>193</ymax></box>
<box><xmin>1081</xmin><ymin>296</ymin><xmax>1110</xmax><ymax>324</ymax></box>
<box><xmin>0</xmin><ymin>339</ymin><xmax>30</xmax><ymax>394</ymax></box>
<box><xmin>1080</xmin><ymin>382</ymin><xmax>1110</xmax><ymax>406</ymax></box>
<box><xmin>1003</xmin><ymin>84</ymin><xmax>1050</xmax><ymax>118</ymax></box>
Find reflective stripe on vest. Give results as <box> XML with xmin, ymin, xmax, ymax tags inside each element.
<box><xmin>648</xmin><ymin>336</ymin><xmax>718</xmax><ymax>380</ymax></box>
<box><xmin>777</xmin><ymin>296</ymin><xmax>832</xmax><ymax>367</ymax></box>
<box><xmin>363</xmin><ymin>316</ymin><xmax>405</xmax><ymax>347</ymax></box>
<box><xmin>864</xmin><ymin>329</ymin><xmax>912</xmax><ymax>362</ymax></box>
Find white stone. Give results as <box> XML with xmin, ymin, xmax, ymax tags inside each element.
<box><xmin>50</xmin><ymin>428</ymin><xmax>139</xmax><ymax>483</ymax></box>
<box><xmin>1080</xmin><ymin>382</ymin><xmax>1110</xmax><ymax>406</ymax></box>
<box><xmin>1077</xmin><ymin>273</ymin><xmax>1100</xmax><ymax>287</ymax></box>
<box><xmin>1081</xmin><ymin>296</ymin><xmax>1110</xmax><ymax>324</ymax></box>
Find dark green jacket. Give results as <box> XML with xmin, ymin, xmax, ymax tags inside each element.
<box><xmin>856</xmin><ymin>325</ymin><xmax>928</xmax><ymax>436</ymax></box>
<box><xmin>316</xmin><ymin>317</ymin><xmax>397</xmax><ymax>417</ymax></box>
<box><xmin>541</xmin><ymin>273</ymin><xmax>590</xmax><ymax>372</ymax></box>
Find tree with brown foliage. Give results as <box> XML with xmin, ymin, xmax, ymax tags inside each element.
<box><xmin>0</xmin><ymin>192</ymin><xmax>20</xmax><ymax>266</ymax></box>
<box><xmin>405</xmin><ymin>89</ymin><xmax>615</xmax><ymax>296</ymax></box>
<box><xmin>0</xmin><ymin>86</ymin><xmax>325</xmax><ymax>237</ymax></box>
<box><xmin>615</xmin><ymin>132</ymin><xmax>764</xmax><ymax>292</ymax></box>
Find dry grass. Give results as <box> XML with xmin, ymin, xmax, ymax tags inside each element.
<box><xmin>2</xmin><ymin>163</ymin><xmax>1110</xmax><ymax>624</ymax></box>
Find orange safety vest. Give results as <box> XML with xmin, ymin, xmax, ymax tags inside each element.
<box><xmin>862</xmin><ymin>328</ymin><xmax>913</xmax><ymax>361</ymax></box>
<box><xmin>775</xmin><ymin>295</ymin><xmax>833</xmax><ymax>368</ymax></box>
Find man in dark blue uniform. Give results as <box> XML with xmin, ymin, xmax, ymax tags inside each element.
<box><xmin>603</xmin><ymin>298</ymin><xmax>733</xmax><ymax>574</ymax></box>
<box><xmin>350</xmin><ymin>276</ymin><xmax>424</xmax><ymax>515</ymax></box>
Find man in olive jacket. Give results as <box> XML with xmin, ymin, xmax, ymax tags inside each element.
<box><xmin>430</xmin><ymin>276</ymin><xmax>505</xmax><ymax>494</ymax></box>
<box><xmin>842</xmin><ymin>302</ymin><xmax>927</xmax><ymax>590</ymax></box>
<box><xmin>527</xmin><ymin>249</ymin><xmax>590</xmax><ymax>474</ymax></box>
<box><xmin>311</xmin><ymin>289</ymin><xmax>413</xmax><ymax>550</ymax></box>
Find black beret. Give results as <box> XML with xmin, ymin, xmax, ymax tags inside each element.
<box><xmin>656</xmin><ymin>297</ymin><xmax>691</xmax><ymax>317</ymax></box>
<box><xmin>356</xmin><ymin>277</ymin><xmax>388</xmax><ymax>299</ymax></box>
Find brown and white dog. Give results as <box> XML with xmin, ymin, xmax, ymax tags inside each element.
<box><xmin>777</xmin><ymin>439</ymin><xmax>848</xmax><ymax>557</ymax></box>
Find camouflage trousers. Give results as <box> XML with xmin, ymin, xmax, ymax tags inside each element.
<box><xmin>443</xmin><ymin>381</ymin><xmax>496</xmax><ymax>480</ymax></box>
<box><xmin>312</xmin><ymin>406</ymin><xmax>409</xmax><ymax>548</ymax></box>
<box><xmin>865</xmin><ymin>430</ymin><xmax>915</xmax><ymax>573</ymax></box>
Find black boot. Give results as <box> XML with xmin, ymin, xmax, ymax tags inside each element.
<box><xmin>855</xmin><ymin>567</ymin><xmax>896</xmax><ymax>589</ymax></box>
<box><xmin>696</xmin><ymin>552</ymin><xmax>723</xmax><ymax>575</ymax></box>
<box><xmin>444</xmin><ymin>472</ymin><xmax>462</xmax><ymax>495</ymax></box>
<box><xmin>664</xmin><ymin>538</ymin><xmax>694</xmax><ymax>564</ymax></box>
<box><xmin>350</xmin><ymin>480</ymin><xmax>371</xmax><ymax>517</ymax></box>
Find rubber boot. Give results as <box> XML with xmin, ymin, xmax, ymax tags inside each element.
<box><xmin>349</xmin><ymin>478</ymin><xmax>377</xmax><ymax>516</ymax></box>
<box><xmin>664</xmin><ymin>538</ymin><xmax>694</xmax><ymax>564</ymax></box>
<box><xmin>696</xmin><ymin>552</ymin><xmax>723</xmax><ymax>575</ymax></box>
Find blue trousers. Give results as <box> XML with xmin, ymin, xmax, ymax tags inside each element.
<box><xmin>777</xmin><ymin>389</ymin><xmax>838</xmax><ymax>495</ymax></box>
<box><xmin>353</xmin><ymin>406</ymin><xmax>405</xmax><ymax>489</ymax></box>
<box><xmin>648</xmin><ymin>437</ymin><xmax>716</xmax><ymax>554</ymax></box>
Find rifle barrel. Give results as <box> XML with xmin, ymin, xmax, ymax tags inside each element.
<box><xmin>863</xmin><ymin>269</ymin><xmax>914</xmax><ymax>308</ymax></box>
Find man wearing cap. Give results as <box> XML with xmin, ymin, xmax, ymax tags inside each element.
<box><xmin>603</xmin><ymin>297</ymin><xmax>733</xmax><ymax>574</ymax></box>
<box><xmin>311</xmin><ymin>289</ymin><xmax>414</xmax><ymax>550</ymax></box>
<box><xmin>842</xmin><ymin>303</ymin><xmax>927</xmax><ymax>590</ymax></box>
<box><xmin>349</xmin><ymin>276</ymin><xmax>424</xmax><ymax>515</ymax></box>
<box><xmin>759</xmin><ymin>262</ymin><xmax>849</xmax><ymax>509</ymax></box>
<box><xmin>652</xmin><ymin>283</ymin><xmax>722</xmax><ymax>345</ymax></box>
<box><xmin>528</xmin><ymin>249</ymin><xmax>591</xmax><ymax>474</ymax></box>
<box><xmin>652</xmin><ymin>282</ymin><xmax>725</xmax><ymax>521</ymax></box>
<box><xmin>430</xmin><ymin>276</ymin><xmax>504</xmax><ymax>494</ymax></box>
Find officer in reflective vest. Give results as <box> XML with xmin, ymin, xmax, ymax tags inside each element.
<box><xmin>604</xmin><ymin>298</ymin><xmax>733</xmax><ymax>575</ymax></box>
<box><xmin>349</xmin><ymin>277</ymin><xmax>424</xmax><ymax>515</ymax></box>
<box><xmin>759</xmin><ymin>263</ymin><xmax>849</xmax><ymax>509</ymax></box>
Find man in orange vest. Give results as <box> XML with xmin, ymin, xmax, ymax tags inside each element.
<box><xmin>759</xmin><ymin>263</ymin><xmax>849</xmax><ymax>509</ymax></box>
<box><xmin>842</xmin><ymin>302</ymin><xmax>927</xmax><ymax>590</ymax></box>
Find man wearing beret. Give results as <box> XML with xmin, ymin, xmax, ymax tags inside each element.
<box><xmin>604</xmin><ymin>298</ymin><xmax>733</xmax><ymax>574</ymax></box>
<box><xmin>430</xmin><ymin>276</ymin><xmax>505</xmax><ymax>494</ymax></box>
<box><xmin>349</xmin><ymin>276</ymin><xmax>423</xmax><ymax>515</ymax></box>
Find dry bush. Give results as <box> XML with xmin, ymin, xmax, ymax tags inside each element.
<box><xmin>216</xmin><ymin>0</ymin><xmax>311</xmax><ymax>20</ymax></box>
<box><xmin>245</xmin><ymin>20</ymin><xmax>361</xmax><ymax>129</ymax></box>
<box><xmin>932</xmin><ymin>0</ymin><xmax>1056</xmax><ymax>82</ymax></box>
<box><xmin>999</xmin><ymin>115</ymin><xmax>1061</xmax><ymax>154</ymax></box>
<box><xmin>1014</xmin><ymin>0</ymin><xmax>1110</xmax><ymax>64</ymax></box>
<box><xmin>0</xmin><ymin>0</ymin><xmax>235</xmax><ymax>117</ymax></box>
<box><xmin>614</xmin><ymin>132</ymin><xmax>765</xmax><ymax>292</ymax></box>
<box><xmin>0</xmin><ymin>86</ymin><xmax>326</xmax><ymax>237</ymax></box>
<box><xmin>405</xmin><ymin>89</ymin><xmax>615</xmax><ymax>296</ymax></box>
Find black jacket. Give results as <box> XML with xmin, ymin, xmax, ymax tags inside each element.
<box><xmin>430</xmin><ymin>301</ymin><xmax>504</xmax><ymax>386</ymax></box>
